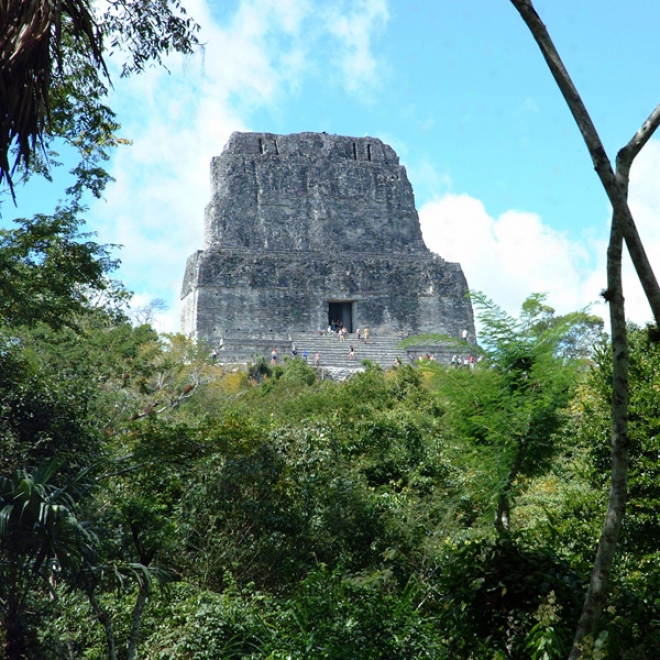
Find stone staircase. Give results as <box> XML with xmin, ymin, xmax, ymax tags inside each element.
<box><xmin>289</xmin><ymin>333</ymin><xmax>463</xmax><ymax>372</ymax></box>
<box><xmin>215</xmin><ymin>330</ymin><xmax>466</xmax><ymax>373</ymax></box>
<box><xmin>289</xmin><ymin>333</ymin><xmax>407</xmax><ymax>369</ymax></box>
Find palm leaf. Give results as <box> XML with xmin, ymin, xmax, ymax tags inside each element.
<box><xmin>0</xmin><ymin>0</ymin><xmax>106</xmax><ymax>193</ymax></box>
<box><xmin>0</xmin><ymin>502</ymin><xmax>14</xmax><ymax>535</ymax></box>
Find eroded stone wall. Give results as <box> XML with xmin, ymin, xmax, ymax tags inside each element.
<box><xmin>181</xmin><ymin>132</ymin><xmax>474</xmax><ymax>347</ymax></box>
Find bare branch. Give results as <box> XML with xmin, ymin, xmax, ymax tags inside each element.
<box><xmin>568</xmin><ymin>104</ymin><xmax>657</xmax><ymax>657</ymax></box>
<box><xmin>617</xmin><ymin>103</ymin><xmax>660</xmax><ymax>179</ymax></box>
<box><xmin>509</xmin><ymin>0</ymin><xmax>660</xmax><ymax>326</ymax></box>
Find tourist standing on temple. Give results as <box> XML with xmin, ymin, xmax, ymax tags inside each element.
<box><xmin>271</xmin><ymin>348</ymin><xmax>277</xmax><ymax>365</ymax></box>
<box><xmin>315</xmin><ymin>352</ymin><xmax>321</xmax><ymax>367</ymax></box>
<box><xmin>349</xmin><ymin>345</ymin><xmax>355</xmax><ymax>360</ymax></box>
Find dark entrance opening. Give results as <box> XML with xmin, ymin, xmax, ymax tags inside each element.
<box><xmin>328</xmin><ymin>302</ymin><xmax>353</xmax><ymax>333</ymax></box>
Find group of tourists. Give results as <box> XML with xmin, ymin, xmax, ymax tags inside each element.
<box><xmin>271</xmin><ymin>321</ymin><xmax>370</xmax><ymax>370</ymax></box>
<box><xmin>272</xmin><ymin>347</ymin><xmax>321</xmax><ymax>367</ymax></box>
<box><xmin>451</xmin><ymin>354</ymin><xmax>477</xmax><ymax>369</ymax></box>
<box><xmin>318</xmin><ymin>323</ymin><xmax>371</xmax><ymax>344</ymax></box>
<box><xmin>407</xmin><ymin>352</ymin><xmax>437</xmax><ymax>364</ymax></box>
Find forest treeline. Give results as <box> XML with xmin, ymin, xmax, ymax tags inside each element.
<box><xmin>1</xmin><ymin>216</ymin><xmax>660</xmax><ymax>660</ymax></box>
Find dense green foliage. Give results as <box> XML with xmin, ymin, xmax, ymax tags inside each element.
<box><xmin>0</xmin><ymin>205</ymin><xmax>122</xmax><ymax>329</ymax></box>
<box><xmin>1</xmin><ymin>219</ymin><xmax>659</xmax><ymax>659</ymax></box>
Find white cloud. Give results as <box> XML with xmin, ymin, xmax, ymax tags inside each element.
<box><xmin>90</xmin><ymin>0</ymin><xmax>390</xmax><ymax>332</ymax></box>
<box><xmin>323</xmin><ymin>0</ymin><xmax>389</xmax><ymax>93</ymax></box>
<box><xmin>418</xmin><ymin>138</ymin><xmax>660</xmax><ymax>333</ymax></box>
<box><xmin>419</xmin><ymin>193</ymin><xmax>607</xmax><ymax>324</ymax></box>
<box><xmin>381</xmin><ymin>103</ymin><xmax>659</xmax><ymax>337</ymax></box>
<box><xmin>621</xmin><ymin>138</ymin><xmax>660</xmax><ymax>324</ymax></box>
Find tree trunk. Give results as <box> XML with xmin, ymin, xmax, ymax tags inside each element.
<box><xmin>568</xmin><ymin>217</ymin><xmax>629</xmax><ymax>659</ymax></box>
<box><xmin>505</xmin><ymin>2</ymin><xmax>660</xmax><ymax>657</ymax></box>
<box><xmin>126</xmin><ymin>582</ymin><xmax>150</xmax><ymax>660</ymax></box>
<box><xmin>87</xmin><ymin>590</ymin><xmax>118</xmax><ymax>660</ymax></box>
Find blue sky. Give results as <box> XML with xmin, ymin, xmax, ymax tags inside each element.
<box><xmin>5</xmin><ymin>0</ymin><xmax>660</xmax><ymax>331</ymax></box>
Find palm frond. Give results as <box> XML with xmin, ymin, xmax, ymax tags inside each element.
<box><xmin>0</xmin><ymin>0</ymin><xmax>106</xmax><ymax>194</ymax></box>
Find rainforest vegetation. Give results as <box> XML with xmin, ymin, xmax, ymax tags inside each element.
<box><xmin>3</xmin><ymin>2</ymin><xmax>660</xmax><ymax>657</ymax></box>
<box><xmin>1</xmin><ymin>215</ymin><xmax>660</xmax><ymax>660</ymax></box>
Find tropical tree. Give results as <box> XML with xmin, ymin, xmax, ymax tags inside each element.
<box><xmin>1</xmin><ymin>0</ymin><xmax>199</xmax><ymax>202</ymax></box>
<box><xmin>424</xmin><ymin>293</ymin><xmax>592</xmax><ymax>537</ymax></box>
<box><xmin>0</xmin><ymin>461</ymin><xmax>97</xmax><ymax>660</ymax></box>
<box><xmin>505</xmin><ymin>3</ymin><xmax>660</xmax><ymax>655</ymax></box>
<box><xmin>0</xmin><ymin>0</ymin><xmax>102</xmax><ymax>194</ymax></box>
<box><xmin>480</xmin><ymin>293</ymin><xmax>586</xmax><ymax>535</ymax></box>
<box><xmin>0</xmin><ymin>203</ymin><xmax>123</xmax><ymax>329</ymax></box>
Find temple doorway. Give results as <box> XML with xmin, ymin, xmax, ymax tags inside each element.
<box><xmin>328</xmin><ymin>301</ymin><xmax>354</xmax><ymax>333</ymax></box>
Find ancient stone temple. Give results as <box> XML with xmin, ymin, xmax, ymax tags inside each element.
<box><xmin>181</xmin><ymin>132</ymin><xmax>474</xmax><ymax>364</ymax></box>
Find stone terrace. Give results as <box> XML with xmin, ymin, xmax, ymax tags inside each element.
<box><xmin>214</xmin><ymin>330</ymin><xmax>475</xmax><ymax>377</ymax></box>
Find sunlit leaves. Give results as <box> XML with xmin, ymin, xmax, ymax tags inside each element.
<box><xmin>0</xmin><ymin>206</ymin><xmax>119</xmax><ymax>329</ymax></box>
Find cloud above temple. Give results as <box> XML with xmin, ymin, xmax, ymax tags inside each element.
<box><xmin>420</xmin><ymin>139</ymin><xmax>660</xmax><ymax>328</ymax></box>
<box><xmin>324</xmin><ymin>0</ymin><xmax>390</xmax><ymax>94</ymax></box>
<box><xmin>419</xmin><ymin>193</ymin><xmax>606</xmax><ymax>321</ymax></box>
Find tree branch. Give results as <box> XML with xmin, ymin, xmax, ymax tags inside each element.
<box><xmin>568</xmin><ymin>99</ymin><xmax>657</xmax><ymax>660</ymax></box>
<box><xmin>616</xmin><ymin>103</ymin><xmax>660</xmax><ymax>185</ymax></box>
<box><xmin>507</xmin><ymin>3</ymin><xmax>660</xmax><ymax>657</ymax></box>
<box><xmin>509</xmin><ymin>0</ymin><xmax>660</xmax><ymax>326</ymax></box>
<box><xmin>617</xmin><ymin>103</ymin><xmax>660</xmax><ymax>172</ymax></box>
<box><xmin>126</xmin><ymin>581</ymin><xmax>150</xmax><ymax>660</ymax></box>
